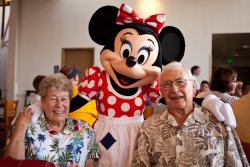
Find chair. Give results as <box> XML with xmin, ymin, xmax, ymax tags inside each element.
<box><xmin>241</xmin><ymin>141</ymin><xmax>250</xmax><ymax>163</ymax></box>
<box><xmin>0</xmin><ymin>100</ymin><xmax>19</xmax><ymax>141</ymax></box>
<box><xmin>0</xmin><ymin>98</ymin><xmax>5</xmax><ymax>116</ymax></box>
<box><xmin>0</xmin><ymin>98</ymin><xmax>6</xmax><ymax>150</ymax></box>
<box><xmin>4</xmin><ymin>100</ymin><xmax>19</xmax><ymax>137</ymax></box>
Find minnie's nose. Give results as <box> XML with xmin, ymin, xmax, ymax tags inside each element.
<box><xmin>126</xmin><ymin>56</ymin><xmax>137</xmax><ymax>67</ymax></box>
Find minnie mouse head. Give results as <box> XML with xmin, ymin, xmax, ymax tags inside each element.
<box><xmin>89</xmin><ymin>4</ymin><xmax>185</xmax><ymax>91</ymax></box>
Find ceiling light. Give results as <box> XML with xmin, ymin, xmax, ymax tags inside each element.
<box><xmin>233</xmin><ymin>53</ymin><xmax>240</xmax><ymax>57</ymax></box>
<box><xmin>242</xmin><ymin>45</ymin><xmax>250</xmax><ymax>49</ymax></box>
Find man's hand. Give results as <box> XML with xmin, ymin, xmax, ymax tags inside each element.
<box><xmin>202</xmin><ymin>94</ymin><xmax>236</xmax><ymax>128</ymax></box>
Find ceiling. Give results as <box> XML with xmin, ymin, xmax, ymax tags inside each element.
<box><xmin>212</xmin><ymin>33</ymin><xmax>250</xmax><ymax>59</ymax></box>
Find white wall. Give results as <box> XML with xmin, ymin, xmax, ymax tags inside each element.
<box><xmin>7</xmin><ymin>0</ymin><xmax>250</xmax><ymax>110</ymax></box>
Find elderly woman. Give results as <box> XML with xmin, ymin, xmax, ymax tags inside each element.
<box><xmin>4</xmin><ymin>73</ymin><xmax>100</xmax><ymax>167</ymax></box>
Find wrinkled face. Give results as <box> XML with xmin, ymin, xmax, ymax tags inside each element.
<box><xmin>101</xmin><ymin>28</ymin><xmax>161</xmax><ymax>89</ymax></box>
<box><xmin>160</xmin><ymin>67</ymin><xmax>195</xmax><ymax>111</ymax></box>
<box><xmin>41</xmin><ymin>87</ymin><xmax>70</xmax><ymax>124</ymax></box>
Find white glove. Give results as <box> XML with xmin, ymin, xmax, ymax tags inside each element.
<box><xmin>202</xmin><ymin>94</ymin><xmax>236</xmax><ymax>128</ymax></box>
<box><xmin>28</xmin><ymin>101</ymin><xmax>43</xmax><ymax>123</ymax></box>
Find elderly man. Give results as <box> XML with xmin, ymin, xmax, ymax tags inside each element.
<box><xmin>132</xmin><ymin>62</ymin><xmax>249</xmax><ymax>167</ymax></box>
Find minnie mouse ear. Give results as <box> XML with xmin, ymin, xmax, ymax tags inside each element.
<box><xmin>159</xmin><ymin>26</ymin><xmax>185</xmax><ymax>65</ymax></box>
<box><xmin>88</xmin><ymin>5</ymin><xmax>119</xmax><ymax>45</ymax></box>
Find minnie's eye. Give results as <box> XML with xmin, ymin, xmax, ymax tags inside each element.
<box><xmin>137</xmin><ymin>50</ymin><xmax>149</xmax><ymax>65</ymax></box>
<box><xmin>120</xmin><ymin>43</ymin><xmax>132</xmax><ymax>59</ymax></box>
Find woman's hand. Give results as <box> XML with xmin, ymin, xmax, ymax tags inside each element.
<box><xmin>15</xmin><ymin>107</ymin><xmax>34</xmax><ymax>130</ymax></box>
<box><xmin>4</xmin><ymin>107</ymin><xmax>34</xmax><ymax>159</ymax></box>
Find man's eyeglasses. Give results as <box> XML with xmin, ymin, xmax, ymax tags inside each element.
<box><xmin>160</xmin><ymin>79</ymin><xmax>193</xmax><ymax>90</ymax></box>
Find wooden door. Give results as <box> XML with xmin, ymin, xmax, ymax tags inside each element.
<box><xmin>62</xmin><ymin>48</ymin><xmax>94</xmax><ymax>82</ymax></box>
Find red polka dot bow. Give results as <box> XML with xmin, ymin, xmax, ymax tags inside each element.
<box><xmin>116</xmin><ymin>4</ymin><xmax>166</xmax><ymax>34</ymax></box>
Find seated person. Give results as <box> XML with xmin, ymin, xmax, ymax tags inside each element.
<box><xmin>196</xmin><ymin>80</ymin><xmax>209</xmax><ymax>96</ymax></box>
<box><xmin>196</xmin><ymin>65</ymin><xmax>241</xmax><ymax>104</ymax></box>
<box><xmin>4</xmin><ymin>73</ymin><xmax>100</xmax><ymax>167</ymax></box>
<box><xmin>132</xmin><ymin>62</ymin><xmax>249</xmax><ymax>166</ymax></box>
<box><xmin>231</xmin><ymin>80</ymin><xmax>243</xmax><ymax>97</ymax></box>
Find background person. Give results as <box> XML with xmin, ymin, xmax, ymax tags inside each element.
<box><xmin>29</xmin><ymin>75</ymin><xmax>46</xmax><ymax>105</ymax></box>
<box><xmin>191</xmin><ymin>65</ymin><xmax>201</xmax><ymax>91</ymax></box>
<box><xmin>232</xmin><ymin>80</ymin><xmax>243</xmax><ymax>97</ymax></box>
<box><xmin>196</xmin><ymin>65</ymin><xmax>241</xmax><ymax>104</ymax></box>
<box><xmin>132</xmin><ymin>62</ymin><xmax>249</xmax><ymax>166</ymax></box>
<box><xmin>242</xmin><ymin>81</ymin><xmax>250</xmax><ymax>96</ymax></box>
<box><xmin>196</xmin><ymin>80</ymin><xmax>209</xmax><ymax>96</ymax></box>
<box><xmin>59</xmin><ymin>65</ymin><xmax>97</xmax><ymax>126</ymax></box>
<box><xmin>4</xmin><ymin>73</ymin><xmax>100</xmax><ymax>167</ymax></box>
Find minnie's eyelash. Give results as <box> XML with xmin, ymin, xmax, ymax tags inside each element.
<box><xmin>148</xmin><ymin>45</ymin><xmax>154</xmax><ymax>51</ymax></box>
<box><xmin>120</xmin><ymin>36</ymin><xmax>127</xmax><ymax>43</ymax></box>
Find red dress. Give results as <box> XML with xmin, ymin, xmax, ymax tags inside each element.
<box><xmin>78</xmin><ymin>65</ymin><xmax>161</xmax><ymax>167</ymax></box>
<box><xmin>78</xmin><ymin>65</ymin><xmax>161</xmax><ymax>118</ymax></box>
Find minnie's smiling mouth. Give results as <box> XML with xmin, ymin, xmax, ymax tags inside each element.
<box><xmin>113</xmin><ymin>69</ymin><xmax>139</xmax><ymax>86</ymax></box>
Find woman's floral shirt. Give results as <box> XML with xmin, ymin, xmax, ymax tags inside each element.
<box><xmin>25</xmin><ymin>114</ymin><xmax>100</xmax><ymax>167</ymax></box>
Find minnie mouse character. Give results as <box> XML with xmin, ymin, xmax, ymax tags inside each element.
<box><xmin>69</xmin><ymin>3</ymin><xmax>236</xmax><ymax>167</ymax></box>
<box><xmin>70</xmin><ymin>4</ymin><xmax>184</xmax><ymax>166</ymax></box>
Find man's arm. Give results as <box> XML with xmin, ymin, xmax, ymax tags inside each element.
<box><xmin>224</xmin><ymin>127</ymin><xmax>249</xmax><ymax>166</ymax></box>
<box><xmin>131</xmin><ymin>123</ymin><xmax>151</xmax><ymax>167</ymax></box>
<box><xmin>4</xmin><ymin>108</ymin><xmax>33</xmax><ymax>159</ymax></box>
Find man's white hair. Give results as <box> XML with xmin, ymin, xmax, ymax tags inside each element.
<box><xmin>162</xmin><ymin>61</ymin><xmax>193</xmax><ymax>80</ymax></box>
